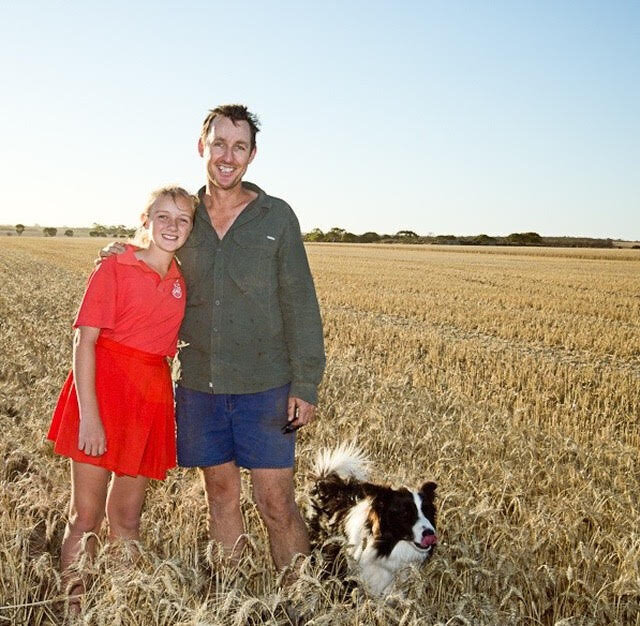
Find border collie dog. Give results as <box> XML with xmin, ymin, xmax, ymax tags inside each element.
<box><xmin>306</xmin><ymin>444</ymin><xmax>437</xmax><ymax>597</ymax></box>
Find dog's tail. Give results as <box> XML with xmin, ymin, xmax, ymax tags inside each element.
<box><xmin>313</xmin><ymin>442</ymin><xmax>371</xmax><ymax>482</ymax></box>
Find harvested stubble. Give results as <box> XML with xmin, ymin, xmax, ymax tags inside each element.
<box><xmin>0</xmin><ymin>238</ymin><xmax>638</xmax><ymax>625</ymax></box>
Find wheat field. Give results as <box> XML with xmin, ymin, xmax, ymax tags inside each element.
<box><xmin>0</xmin><ymin>238</ymin><xmax>638</xmax><ymax>625</ymax></box>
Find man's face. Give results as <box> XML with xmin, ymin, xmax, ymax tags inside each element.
<box><xmin>200</xmin><ymin>116</ymin><xmax>256</xmax><ymax>191</ymax></box>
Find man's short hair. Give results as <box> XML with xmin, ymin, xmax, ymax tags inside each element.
<box><xmin>200</xmin><ymin>105</ymin><xmax>260</xmax><ymax>151</ymax></box>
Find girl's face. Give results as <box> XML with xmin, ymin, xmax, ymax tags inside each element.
<box><xmin>144</xmin><ymin>195</ymin><xmax>194</xmax><ymax>253</ymax></box>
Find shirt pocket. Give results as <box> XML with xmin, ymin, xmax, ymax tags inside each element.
<box><xmin>229</xmin><ymin>229</ymin><xmax>278</xmax><ymax>293</ymax></box>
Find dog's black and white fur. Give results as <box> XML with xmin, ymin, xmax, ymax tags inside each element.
<box><xmin>306</xmin><ymin>443</ymin><xmax>437</xmax><ymax>597</ymax></box>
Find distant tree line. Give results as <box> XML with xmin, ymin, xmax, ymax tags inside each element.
<box><xmin>303</xmin><ymin>228</ymin><xmax>617</xmax><ymax>249</ymax></box>
<box><xmin>8</xmin><ymin>221</ymin><xmax>625</xmax><ymax>249</ymax></box>
<box><xmin>12</xmin><ymin>223</ymin><xmax>136</xmax><ymax>238</ymax></box>
<box><xmin>88</xmin><ymin>223</ymin><xmax>136</xmax><ymax>238</ymax></box>
<box><xmin>305</xmin><ymin>227</ymin><xmax>421</xmax><ymax>243</ymax></box>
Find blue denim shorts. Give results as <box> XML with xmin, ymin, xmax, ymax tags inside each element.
<box><xmin>175</xmin><ymin>384</ymin><xmax>295</xmax><ymax>469</ymax></box>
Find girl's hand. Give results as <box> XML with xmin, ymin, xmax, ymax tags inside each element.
<box><xmin>78</xmin><ymin>414</ymin><xmax>107</xmax><ymax>456</ymax></box>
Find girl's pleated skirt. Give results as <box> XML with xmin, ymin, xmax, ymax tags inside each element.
<box><xmin>47</xmin><ymin>335</ymin><xmax>176</xmax><ymax>480</ymax></box>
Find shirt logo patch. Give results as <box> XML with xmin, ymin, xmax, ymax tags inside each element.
<box><xmin>172</xmin><ymin>280</ymin><xmax>182</xmax><ymax>299</ymax></box>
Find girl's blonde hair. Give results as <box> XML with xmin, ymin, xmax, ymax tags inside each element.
<box><xmin>131</xmin><ymin>186</ymin><xmax>198</xmax><ymax>248</ymax></box>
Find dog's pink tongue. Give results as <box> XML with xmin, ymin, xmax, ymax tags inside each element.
<box><xmin>421</xmin><ymin>534</ymin><xmax>437</xmax><ymax>547</ymax></box>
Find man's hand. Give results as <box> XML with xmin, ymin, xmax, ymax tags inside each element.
<box><xmin>96</xmin><ymin>241</ymin><xmax>127</xmax><ymax>264</ymax></box>
<box><xmin>78</xmin><ymin>413</ymin><xmax>107</xmax><ymax>456</ymax></box>
<box><xmin>285</xmin><ymin>396</ymin><xmax>316</xmax><ymax>431</ymax></box>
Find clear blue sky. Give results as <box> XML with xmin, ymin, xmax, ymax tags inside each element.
<box><xmin>1</xmin><ymin>1</ymin><xmax>639</xmax><ymax>239</ymax></box>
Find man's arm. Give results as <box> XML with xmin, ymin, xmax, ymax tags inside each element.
<box><xmin>73</xmin><ymin>326</ymin><xmax>106</xmax><ymax>456</ymax></box>
<box><xmin>278</xmin><ymin>210</ymin><xmax>326</xmax><ymax>428</ymax></box>
<box><xmin>97</xmin><ymin>241</ymin><xmax>127</xmax><ymax>261</ymax></box>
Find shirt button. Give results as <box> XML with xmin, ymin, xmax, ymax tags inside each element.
<box><xmin>215</xmin><ymin>300</ymin><xmax>220</xmax><ymax>306</ymax></box>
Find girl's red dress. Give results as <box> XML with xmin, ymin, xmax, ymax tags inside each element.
<box><xmin>47</xmin><ymin>247</ymin><xmax>186</xmax><ymax>480</ymax></box>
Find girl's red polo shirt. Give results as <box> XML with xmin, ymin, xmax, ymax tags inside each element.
<box><xmin>74</xmin><ymin>246</ymin><xmax>186</xmax><ymax>357</ymax></box>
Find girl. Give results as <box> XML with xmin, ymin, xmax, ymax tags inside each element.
<box><xmin>47</xmin><ymin>186</ymin><xmax>196</xmax><ymax>601</ymax></box>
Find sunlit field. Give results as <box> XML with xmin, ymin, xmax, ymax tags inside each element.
<box><xmin>1</xmin><ymin>238</ymin><xmax>639</xmax><ymax>625</ymax></box>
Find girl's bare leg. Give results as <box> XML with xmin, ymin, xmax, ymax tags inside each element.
<box><xmin>105</xmin><ymin>474</ymin><xmax>149</xmax><ymax>542</ymax></box>
<box><xmin>60</xmin><ymin>461</ymin><xmax>111</xmax><ymax>600</ymax></box>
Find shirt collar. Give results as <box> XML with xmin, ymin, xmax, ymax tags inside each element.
<box><xmin>117</xmin><ymin>244</ymin><xmax>181</xmax><ymax>280</ymax></box>
<box><xmin>195</xmin><ymin>181</ymin><xmax>270</xmax><ymax>232</ymax></box>
<box><xmin>116</xmin><ymin>245</ymin><xmax>142</xmax><ymax>266</ymax></box>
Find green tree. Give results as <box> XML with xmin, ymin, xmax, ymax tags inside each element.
<box><xmin>395</xmin><ymin>230</ymin><xmax>419</xmax><ymax>239</ymax></box>
<box><xmin>324</xmin><ymin>227</ymin><xmax>345</xmax><ymax>242</ymax></box>
<box><xmin>64</xmin><ymin>229</ymin><xmax>74</xmax><ymax>237</ymax></box>
<box><xmin>15</xmin><ymin>224</ymin><xmax>25</xmax><ymax>236</ymax></box>
<box><xmin>358</xmin><ymin>231</ymin><xmax>381</xmax><ymax>243</ymax></box>
<box><xmin>91</xmin><ymin>223</ymin><xmax>108</xmax><ymax>237</ymax></box>
<box><xmin>43</xmin><ymin>227</ymin><xmax>57</xmax><ymax>237</ymax></box>
<box><xmin>435</xmin><ymin>235</ymin><xmax>458</xmax><ymax>244</ymax></box>
<box><xmin>472</xmin><ymin>234</ymin><xmax>497</xmax><ymax>245</ymax></box>
<box><xmin>114</xmin><ymin>224</ymin><xmax>134</xmax><ymax>238</ymax></box>
<box><xmin>304</xmin><ymin>228</ymin><xmax>325</xmax><ymax>242</ymax></box>
<box><xmin>507</xmin><ymin>232</ymin><xmax>542</xmax><ymax>245</ymax></box>
<box><xmin>523</xmin><ymin>231</ymin><xmax>542</xmax><ymax>244</ymax></box>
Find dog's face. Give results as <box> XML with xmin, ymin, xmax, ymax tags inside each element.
<box><xmin>366</xmin><ymin>481</ymin><xmax>437</xmax><ymax>558</ymax></box>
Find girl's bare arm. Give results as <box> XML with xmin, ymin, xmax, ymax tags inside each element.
<box><xmin>73</xmin><ymin>327</ymin><xmax>106</xmax><ymax>456</ymax></box>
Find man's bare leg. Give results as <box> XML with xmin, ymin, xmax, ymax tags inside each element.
<box><xmin>251</xmin><ymin>467</ymin><xmax>309</xmax><ymax>570</ymax></box>
<box><xmin>201</xmin><ymin>461</ymin><xmax>245</xmax><ymax>562</ymax></box>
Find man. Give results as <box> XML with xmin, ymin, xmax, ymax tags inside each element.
<box><xmin>174</xmin><ymin>105</ymin><xmax>325</xmax><ymax>570</ymax></box>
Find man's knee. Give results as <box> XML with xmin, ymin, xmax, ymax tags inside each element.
<box><xmin>202</xmin><ymin>467</ymin><xmax>242</xmax><ymax>513</ymax></box>
<box><xmin>253</xmin><ymin>483</ymin><xmax>299</xmax><ymax>529</ymax></box>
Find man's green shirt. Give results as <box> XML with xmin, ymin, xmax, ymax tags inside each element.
<box><xmin>176</xmin><ymin>182</ymin><xmax>325</xmax><ymax>405</ymax></box>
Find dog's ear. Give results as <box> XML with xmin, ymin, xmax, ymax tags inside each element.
<box><xmin>363</xmin><ymin>484</ymin><xmax>397</xmax><ymax>542</ymax></box>
<box><xmin>362</xmin><ymin>482</ymin><xmax>390</xmax><ymax>500</ymax></box>
<box><xmin>363</xmin><ymin>483</ymin><xmax>395</xmax><ymax>521</ymax></box>
<box><xmin>420</xmin><ymin>481</ymin><xmax>437</xmax><ymax>500</ymax></box>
